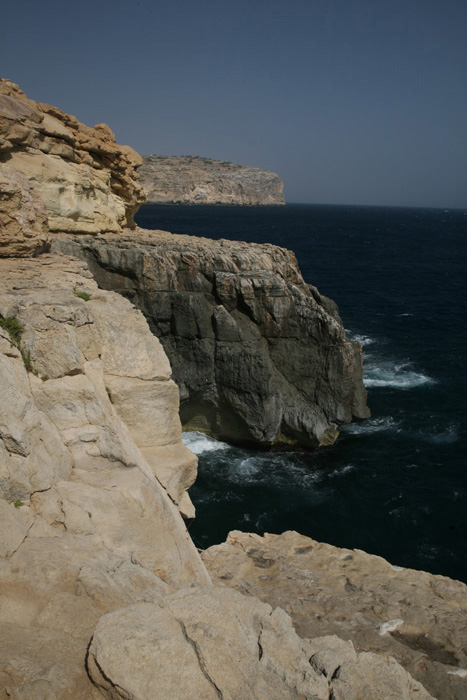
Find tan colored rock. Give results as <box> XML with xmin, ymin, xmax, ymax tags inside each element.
<box><xmin>87</xmin><ymin>588</ymin><xmax>329</xmax><ymax>700</ymax></box>
<box><xmin>203</xmin><ymin>530</ymin><xmax>467</xmax><ymax>700</ymax></box>
<box><xmin>140</xmin><ymin>154</ymin><xmax>285</xmax><ymax>205</ymax></box>
<box><xmin>0</xmin><ymin>253</ymin><xmax>211</xmax><ymax>699</ymax></box>
<box><xmin>0</xmin><ymin>163</ymin><xmax>49</xmax><ymax>257</ymax></box>
<box><xmin>0</xmin><ymin>79</ymin><xmax>145</xmax><ymax>237</ymax></box>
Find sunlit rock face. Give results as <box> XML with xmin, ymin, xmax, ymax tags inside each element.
<box><xmin>139</xmin><ymin>154</ymin><xmax>285</xmax><ymax>205</ymax></box>
<box><xmin>203</xmin><ymin>530</ymin><xmax>467</xmax><ymax>700</ymax></box>
<box><xmin>0</xmin><ymin>79</ymin><xmax>145</xmax><ymax>236</ymax></box>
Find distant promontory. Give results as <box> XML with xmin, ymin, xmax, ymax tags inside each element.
<box><xmin>138</xmin><ymin>155</ymin><xmax>285</xmax><ymax>205</ymax></box>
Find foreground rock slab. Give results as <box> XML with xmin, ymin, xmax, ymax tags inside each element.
<box><xmin>88</xmin><ymin>586</ymin><xmax>433</xmax><ymax>700</ymax></box>
<box><xmin>203</xmin><ymin>530</ymin><xmax>467</xmax><ymax>700</ymax></box>
<box><xmin>53</xmin><ymin>228</ymin><xmax>369</xmax><ymax>448</ymax></box>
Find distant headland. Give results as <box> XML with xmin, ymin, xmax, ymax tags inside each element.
<box><xmin>139</xmin><ymin>154</ymin><xmax>285</xmax><ymax>205</ymax></box>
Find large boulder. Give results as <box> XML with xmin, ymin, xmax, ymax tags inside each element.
<box><xmin>87</xmin><ymin>586</ymin><xmax>433</xmax><ymax>700</ymax></box>
<box><xmin>203</xmin><ymin>530</ymin><xmax>467</xmax><ymax>700</ymax></box>
<box><xmin>0</xmin><ymin>79</ymin><xmax>145</xmax><ymax>236</ymax></box>
<box><xmin>53</xmin><ymin>228</ymin><xmax>370</xmax><ymax>448</ymax></box>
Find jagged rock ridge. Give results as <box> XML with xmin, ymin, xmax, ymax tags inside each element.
<box><xmin>139</xmin><ymin>154</ymin><xmax>286</xmax><ymax>205</ymax></box>
<box><xmin>0</xmin><ymin>79</ymin><xmax>145</xmax><ymax>236</ymax></box>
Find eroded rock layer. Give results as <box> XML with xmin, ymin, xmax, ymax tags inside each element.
<box><xmin>0</xmin><ymin>79</ymin><xmax>145</xmax><ymax>237</ymax></box>
<box><xmin>53</xmin><ymin>228</ymin><xmax>370</xmax><ymax>448</ymax></box>
<box><xmin>203</xmin><ymin>530</ymin><xmax>467</xmax><ymax>700</ymax></box>
<box><xmin>139</xmin><ymin>154</ymin><xmax>285</xmax><ymax>205</ymax></box>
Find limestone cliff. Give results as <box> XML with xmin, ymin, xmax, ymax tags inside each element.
<box><xmin>0</xmin><ymin>79</ymin><xmax>145</xmax><ymax>235</ymax></box>
<box><xmin>53</xmin><ymin>229</ymin><xmax>370</xmax><ymax>448</ymax></box>
<box><xmin>139</xmin><ymin>154</ymin><xmax>285</xmax><ymax>205</ymax></box>
<box><xmin>0</xmin><ymin>81</ymin><xmax>458</xmax><ymax>700</ymax></box>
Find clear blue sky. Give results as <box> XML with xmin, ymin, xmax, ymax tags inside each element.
<box><xmin>2</xmin><ymin>0</ymin><xmax>466</xmax><ymax>207</ymax></box>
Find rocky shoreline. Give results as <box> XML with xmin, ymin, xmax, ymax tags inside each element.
<box><xmin>1</xmin><ymin>79</ymin><xmax>466</xmax><ymax>699</ymax></box>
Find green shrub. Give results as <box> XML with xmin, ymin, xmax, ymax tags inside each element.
<box><xmin>13</xmin><ymin>500</ymin><xmax>23</xmax><ymax>509</ymax></box>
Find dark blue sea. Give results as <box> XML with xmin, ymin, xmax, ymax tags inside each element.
<box><xmin>135</xmin><ymin>203</ymin><xmax>467</xmax><ymax>583</ymax></box>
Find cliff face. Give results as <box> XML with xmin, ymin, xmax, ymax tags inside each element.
<box><xmin>0</xmin><ymin>79</ymin><xmax>145</xmax><ymax>235</ymax></box>
<box><xmin>53</xmin><ymin>229</ymin><xmax>370</xmax><ymax>448</ymax></box>
<box><xmin>0</xmin><ymin>81</ymin><xmax>456</xmax><ymax>700</ymax></box>
<box><xmin>139</xmin><ymin>154</ymin><xmax>286</xmax><ymax>205</ymax></box>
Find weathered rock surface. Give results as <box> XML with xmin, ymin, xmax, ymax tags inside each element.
<box><xmin>52</xmin><ymin>228</ymin><xmax>369</xmax><ymax>447</ymax></box>
<box><xmin>203</xmin><ymin>530</ymin><xmax>467</xmax><ymax>700</ymax></box>
<box><xmin>0</xmin><ymin>80</ymin><xmax>450</xmax><ymax>700</ymax></box>
<box><xmin>139</xmin><ymin>154</ymin><xmax>285</xmax><ymax>205</ymax></box>
<box><xmin>0</xmin><ymin>79</ymin><xmax>145</xmax><ymax>235</ymax></box>
<box><xmin>88</xmin><ymin>587</ymin><xmax>433</xmax><ymax>700</ymax></box>
<box><xmin>0</xmin><ymin>253</ymin><xmax>209</xmax><ymax>698</ymax></box>
<box><xmin>0</xmin><ymin>163</ymin><xmax>49</xmax><ymax>257</ymax></box>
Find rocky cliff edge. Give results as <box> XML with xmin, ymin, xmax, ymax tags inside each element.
<box><xmin>1</xmin><ymin>80</ymin><xmax>463</xmax><ymax>700</ymax></box>
<box><xmin>0</xmin><ymin>79</ymin><xmax>145</xmax><ymax>238</ymax></box>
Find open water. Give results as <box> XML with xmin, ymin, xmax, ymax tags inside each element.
<box><xmin>135</xmin><ymin>203</ymin><xmax>467</xmax><ymax>582</ymax></box>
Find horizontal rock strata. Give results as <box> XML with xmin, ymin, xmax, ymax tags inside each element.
<box><xmin>0</xmin><ymin>79</ymin><xmax>145</xmax><ymax>237</ymax></box>
<box><xmin>139</xmin><ymin>154</ymin><xmax>285</xmax><ymax>205</ymax></box>
<box><xmin>53</xmin><ymin>228</ymin><xmax>370</xmax><ymax>448</ymax></box>
<box><xmin>203</xmin><ymin>530</ymin><xmax>467</xmax><ymax>700</ymax></box>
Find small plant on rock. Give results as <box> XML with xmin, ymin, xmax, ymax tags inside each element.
<box><xmin>73</xmin><ymin>287</ymin><xmax>91</xmax><ymax>301</ymax></box>
<box><xmin>0</xmin><ymin>316</ymin><xmax>24</xmax><ymax>345</ymax></box>
<box><xmin>1</xmin><ymin>315</ymin><xmax>38</xmax><ymax>375</ymax></box>
<box><xmin>13</xmin><ymin>500</ymin><xmax>23</xmax><ymax>509</ymax></box>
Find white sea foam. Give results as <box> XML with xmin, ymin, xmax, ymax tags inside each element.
<box><xmin>364</xmin><ymin>361</ymin><xmax>434</xmax><ymax>389</ymax></box>
<box><xmin>234</xmin><ymin>457</ymin><xmax>260</xmax><ymax>477</ymax></box>
<box><xmin>182</xmin><ymin>431</ymin><xmax>230</xmax><ymax>455</ymax></box>
<box><xmin>346</xmin><ymin>331</ymin><xmax>376</xmax><ymax>347</ymax></box>
<box><xmin>328</xmin><ymin>464</ymin><xmax>355</xmax><ymax>478</ymax></box>
<box><xmin>343</xmin><ymin>417</ymin><xmax>401</xmax><ymax>435</ymax></box>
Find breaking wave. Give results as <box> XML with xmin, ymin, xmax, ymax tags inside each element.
<box><xmin>364</xmin><ymin>360</ymin><xmax>434</xmax><ymax>389</ymax></box>
<box><xmin>182</xmin><ymin>431</ymin><xmax>230</xmax><ymax>455</ymax></box>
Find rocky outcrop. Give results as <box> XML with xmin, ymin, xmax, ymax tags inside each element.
<box><xmin>0</xmin><ymin>79</ymin><xmax>145</xmax><ymax>235</ymax></box>
<box><xmin>0</xmin><ymin>163</ymin><xmax>49</xmax><ymax>257</ymax></box>
<box><xmin>0</xmin><ymin>252</ymin><xmax>210</xmax><ymax>698</ymax></box>
<box><xmin>203</xmin><ymin>530</ymin><xmax>467</xmax><ymax>700</ymax></box>
<box><xmin>139</xmin><ymin>154</ymin><xmax>285</xmax><ymax>205</ymax></box>
<box><xmin>88</xmin><ymin>587</ymin><xmax>433</xmax><ymax>700</ymax></box>
<box><xmin>53</xmin><ymin>228</ymin><xmax>370</xmax><ymax>447</ymax></box>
